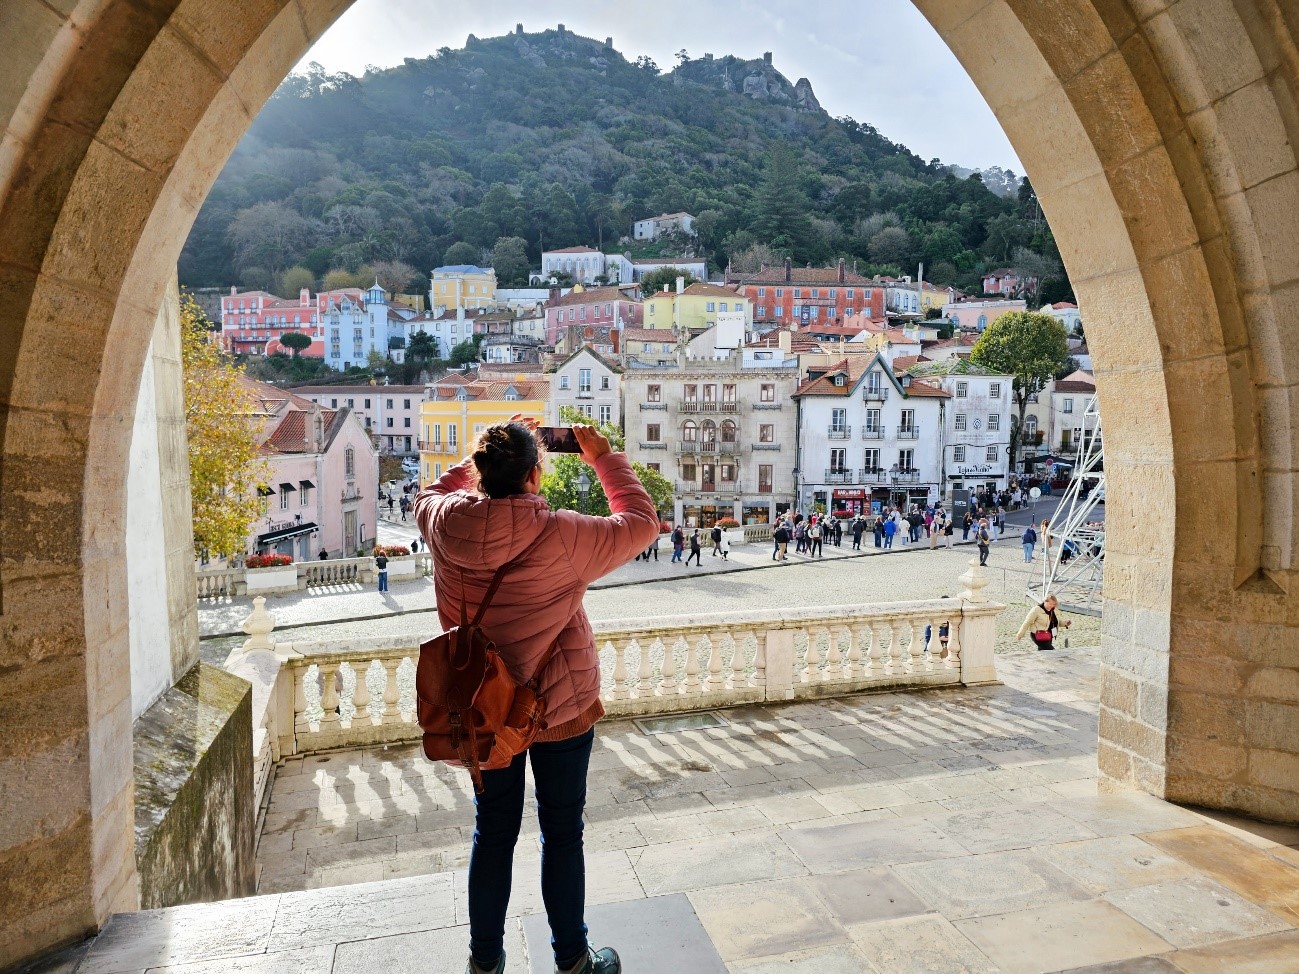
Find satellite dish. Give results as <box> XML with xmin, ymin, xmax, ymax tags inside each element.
<box><xmin>1029</xmin><ymin>487</ymin><xmax>1042</xmax><ymax>499</ymax></box>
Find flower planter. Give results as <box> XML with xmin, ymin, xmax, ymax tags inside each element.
<box><xmin>244</xmin><ymin>563</ymin><xmax>300</xmax><ymax>597</ymax></box>
<box><xmin>382</xmin><ymin>555</ymin><xmax>420</xmax><ymax>581</ymax></box>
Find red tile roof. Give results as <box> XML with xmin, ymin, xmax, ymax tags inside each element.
<box><xmin>739</xmin><ymin>264</ymin><xmax>875</xmax><ymax>286</ymax></box>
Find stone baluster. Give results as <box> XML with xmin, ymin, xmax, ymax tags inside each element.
<box><xmin>866</xmin><ymin>623</ymin><xmax>883</xmax><ymax>673</ymax></box>
<box><xmin>926</xmin><ymin>618</ymin><xmax>945</xmax><ymax>664</ymax></box>
<box><xmin>801</xmin><ymin>629</ymin><xmax>819</xmax><ymax>683</ymax></box>
<box><xmin>890</xmin><ymin>620</ymin><xmax>908</xmax><ymax>672</ymax></box>
<box><xmin>318</xmin><ymin>662</ymin><xmax>341</xmax><ymax>730</ymax></box>
<box><xmin>730</xmin><ymin>632</ymin><xmax>747</xmax><ymax>688</ymax></box>
<box><xmin>847</xmin><ymin>625</ymin><xmax>864</xmax><ymax>678</ymax></box>
<box><xmin>659</xmin><ymin>637</ymin><xmax>678</xmax><ymax>694</ymax></box>
<box><xmin>909</xmin><ymin>619</ymin><xmax>927</xmax><ymax>672</ymax></box>
<box><xmin>380</xmin><ymin>658</ymin><xmax>402</xmax><ymax>722</ymax></box>
<box><xmin>292</xmin><ymin>665</ymin><xmax>311</xmax><ymax>731</ymax></box>
<box><xmin>753</xmin><ymin>631</ymin><xmax>767</xmax><ymax>689</ymax></box>
<box><xmin>684</xmin><ymin>636</ymin><xmax>702</xmax><ymax>694</ymax></box>
<box><xmin>825</xmin><ymin>626</ymin><xmax>844</xmax><ymax>680</ymax></box>
<box><xmin>352</xmin><ymin>661</ymin><xmax>372</xmax><ymax>723</ymax></box>
<box><xmin>638</xmin><ymin>639</ymin><xmax>657</xmax><ymax>695</ymax></box>
<box><xmin>612</xmin><ymin>640</ymin><xmax>629</xmax><ymax>700</ymax></box>
<box><xmin>704</xmin><ymin>632</ymin><xmax>725</xmax><ymax>692</ymax></box>
<box><xmin>946</xmin><ymin>614</ymin><xmax>963</xmax><ymax>670</ymax></box>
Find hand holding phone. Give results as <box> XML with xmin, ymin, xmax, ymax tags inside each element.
<box><xmin>536</xmin><ymin>426</ymin><xmax>582</xmax><ymax>453</ymax></box>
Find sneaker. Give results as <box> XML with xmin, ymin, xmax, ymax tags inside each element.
<box><xmin>467</xmin><ymin>952</ymin><xmax>505</xmax><ymax>974</ymax></box>
<box><xmin>558</xmin><ymin>947</ymin><xmax>621</xmax><ymax>974</ymax></box>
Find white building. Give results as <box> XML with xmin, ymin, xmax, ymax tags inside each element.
<box><xmin>905</xmin><ymin>360</ymin><xmax>1015</xmax><ymax>496</ymax></box>
<box><xmin>547</xmin><ymin>347</ymin><xmax>622</xmax><ymax>427</ymax></box>
<box><xmin>794</xmin><ymin>354</ymin><xmax>949</xmax><ymax>515</ymax></box>
<box><xmin>633</xmin><ymin>211</ymin><xmax>697</xmax><ymax>240</ymax></box>
<box><xmin>320</xmin><ymin>282</ymin><xmax>417</xmax><ymax>371</ymax></box>
<box><xmin>539</xmin><ymin>247</ymin><xmax>708</xmax><ymax>287</ymax></box>
<box><xmin>296</xmin><ymin>383</ymin><xmax>427</xmax><ymax>455</ymax></box>
<box><xmin>623</xmin><ymin>349</ymin><xmax>800</xmax><ymax>526</ymax></box>
<box><xmin>1051</xmin><ymin>371</ymin><xmax>1100</xmax><ymax>454</ymax></box>
<box><xmin>540</xmin><ymin>247</ymin><xmax>607</xmax><ymax>284</ymax></box>
<box><xmin>1042</xmin><ymin>301</ymin><xmax>1082</xmax><ymax>334</ymax></box>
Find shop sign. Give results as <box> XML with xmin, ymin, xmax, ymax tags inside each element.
<box><xmin>833</xmin><ymin>488</ymin><xmax>866</xmax><ymax>499</ymax></box>
<box><xmin>957</xmin><ymin>463</ymin><xmax>997</xmax><ymax>475</ymax></box>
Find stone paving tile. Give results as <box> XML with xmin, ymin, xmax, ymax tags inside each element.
<box><xmin>689</xmin><ymin>878</ymin><xmax>850</xmax><ymax>962</ymax></box>
<box><xmin>1140</xmin><ymin>825</ymin><xmax>1299</xmax><ymax>916</ymax></box>
<box><xmin>1165</xmin><ymin>928</ymin><xmax>1299</xmax><ymax>973</ymax></box>
<box><xmin>1103</xmin><ymin>878</ymin><xmax>1293</xmax><ymax>948</ymax></box>
<box><xmin>727</xmin><ymin>943</ymin><xmax>878</xmax><ymax>974</ymax></box>
<box><xmin>144</xmin><ymin>945</ymin><xmax>337</xmax><ymax>974</ymax></box>
<box><xmin>953</xmin><ymin>899</ymin><xmax>1172</xmax><ymax>974</ymax></box>
<box><xmin>80</xmin><ymin>898</ymin><xmax>281</xmax><ymax>973</ymax></box>
<box><xmin>630</xmin><ymin>831</ymin><xmax>807</xmax><ymax>896</ymax></box>
<box><xmin>894</xmin><ymin>849</ymin><xmax>1092</xmax><ymax>920</ymax></box>
<box><xmin>1054</xmin><ymin>959</ymin><xmax>1180</xmax><ymax>974</ymax></box>
<box><xmin>929</xmin><ymin>804</ymin><xmax>1098</xmax><ymax>855</ymax></box>
<box><xmin>1049</xmin><ymin>794</ymin><xmax>1203</xmax><ymax>837</ymax></box>
<box><xmin>268</xmin><ymin>874</ymin><xmax>456</xmax><ymax>951</ymax></box>
<box><xmin>1036</xmin><ymin>834</ymin><xmax>1196</xmax><ymax>893</ymax></box>
<box><xmin>331</xmin><ymin>920</ymin><xmax>527</xmax><ymax>974</ymax></box>
<box><xmin>846</xmin><ymin>915</ymin><xmax>1001</xmax><ymax>974</ymax></box>
<box><xmin>781</xmin><ymin>817</ymin><xmax>968</xmax><ymax>873</ymax></box>
<box><xmin>809</xmin><ymin>868</ymin><xmax>932</xmax><ymax>926</ymax></box>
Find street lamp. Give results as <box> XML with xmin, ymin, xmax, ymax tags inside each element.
<box><xmin>575</xmin><ymin>470</ymin><xmax>591</xmax><ymax>514</ymax></box>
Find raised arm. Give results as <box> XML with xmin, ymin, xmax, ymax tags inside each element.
<box><xmin>413</xmin><ymin>459</ymin><xmax>475</xmax><ymax>541</ymax></box>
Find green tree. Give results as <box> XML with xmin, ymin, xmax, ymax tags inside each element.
<box><xmin>637</xmin><ymin>267</ymin><xmax>699</xmax><ymax>297</ymax></box>
<box><xmin>408</xmin><ymin>330</ymin><xmax>440</xmax><ymax>363</ymax></box>
<box><xmin>280</xmin><ymin>331</ymin><xmax>312</xmax><ymax>358</ymax></box>
<box><xmin>969</xmin><ymin>311</ymin><xmax>1070</xmax><ymax>467</ymax></box>
<box><xmin>277</xmin><ymin>265</ymin><xmax>316</xmax><ymax>297</ymax></box>
<box><xmin>490</xmin><ymin>236</ymin><xmax>531</xmax><ymax>286</ymax></box>
<box><xmin>868</xmin><ymin>226</ymin><xmax>913</xmax><ymax>267</ymax></box>
<box><xmin>322</xmin><ymin>267</ymin><xmax>363</xmax><ymax>290</ymax></box>
<box><xmin>370</xmin><ymin>259</ymin><xmax>419</xmax><ymax>294</ymax></box>
<box><xmin>180</xmin><ymin>292</ymin><xmax>267</xmax><ymax>560</ymax></box>
<box><xmin>540</xmin><ymin>408</ymin><xmax>674</xmax><ymax>515</ymax></box>
<box><xmin>442</xmin><ymin>241</ymin><xmax>481</xmax><ymax>266</ymax></box>
<box><xmin>754</xmin><ymin>142</ymin><xmax>814</xmax><ymax>259</ymax></box>
<box><xmin>449</xmin><ymin>334</ymin><xmax>484</xmax><ymax>366</ymax></box>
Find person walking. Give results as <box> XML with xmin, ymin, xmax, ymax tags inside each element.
<box><xmin>943</xmin><ymin>515</ymin><xmax>955</xmax><ymax>549</ymax></box>
<box><xmin>962</xmin><ymin>511</ymin><xmax>974</xmax><ymax>541</ymax></box>
<box><xmin>1040</xmin><ymin>518</ymin><xmax>1053</xmax><ymax>561</ymax></box>
<box><xmin>873</xmin><ymin>512</ymin><xmax>884</xmax><ymax>549</ymax></box>
<box><xmin>388</xmin><ymin>495</ymin><xmax>395</xmax><ymax>517</ymax></box>
<box><xmin>413</xmin><ymin>418</ymin><xmax>657</xmax><ymax>974</ymax></box>
<box><xmin>883</xmin><ymin>514</ymin><xmax>897</xmax><ymax>549</ymax></box>
<box><xmin>1021</xmin><ymin>523</ymin><xmax>1038</xmax><ymax>563</ymax></box>
<box><xmin>410</xmin><ymin>537</ymin><xmax>420</xmax><ymax>554</ymax></box>
<box><xmin>928</xmin><ymin>511</ymin><xmax>940</xmax><ymax>550</ymax></box>
<box><xmin>710</xmin><ymin>523</ymin><xmax>723</xmax><ymax>557</ymax></box>
<box><xmin>832</xmin><ymin>517</ymin><xmax>843</xmax><ymax>548</ymax></box>
<box><xmin>1016</xmin><ymin>594</ymin><xmax>1071</xmax><ymax>651</ymax></box>
<box><xmin>794</xmin><ymin>519</ymin><xmax>807</xmax><ymax>554</ymax></box>
<box><xmin>977</xmin><ymin>517</ymin><xmax>992</xmax><ymax>567</ymax></box>
<box><xmin>717</xmin><ymin>526</ymin><xmax>730</xmax><ymax>560</ymax></box>
<box><xmin>399</xmin><ymin>495</ymin><xmax>410</xmax><ymax>522</ymax></box>
<box><xmin>685</xmin><ymin>528</ymin><xmax>703</xmax><ymax>567</ymax></box>
<box><xmin>773</xmin><ymin>520</ymin><xmax>790</xmax><ymax>562</ymax></box>
<box><xmin>808</xmin><ymin>518</ymin><xmax>823</xmax><ymax>558</ymax></box>
<box><xmin>851</xmin><ymin>516</ymin><xmax>864</xmax><ymax>551</ymax></box>
<box><xmin>375</xmin><ymin>550</ymin><xmax>389</xmax><ymax>592</ymax></box>
<box><xmin>671</xmin><ymin>524</ymin><xmax>685</xmax><ymax>563</ymax></box>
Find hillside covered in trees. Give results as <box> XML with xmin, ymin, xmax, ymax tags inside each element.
<box><xmin>180</xmin><ymin>25</ymin><xmax>1068</xmax><ymax>301</ymax></box>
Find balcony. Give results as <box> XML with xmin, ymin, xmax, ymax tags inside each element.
<box><xmin>861</xmin><ymin>426</ymin><xmax>884</xmax><ymax>440</ymax></box>
<box><xmin>824</xmin><ymin>468</ymin><xmax>855</xmax><ymax>485</ymax></box>
<box><xmin>897</xmin><ymin>425</ymin><xmax>920</xmax><ymax>439</ymax></box>
<box><xmin>892</xmin><ymin>470</ymin><xmax>923</xmax><ymax>484</ymax></box>
<box><xmin>750</xmin><ymin>442</ymin><xmax>782</xmax><ymax>452</ymax></box>
<box><xmin>678</xmin><ymin>481</ymin><xmax>741</xmax><ymax>495</ymax></box>
<box><xmin>863</xmin><ymin>386</ymin><xmax>889</xmax><ymax>402</ymax></box>
<box><xmin>827</xmin><ymin>425</ymin><xmax>852</xmax><ymax>440</ymax></box>
<box><xmin>638</xmin><ymin>441</ymin><xmax>669</xmax><ymax>450</ymax></box>
<box><xmin>859</xmin><ymin>467</ymin><xmax>886</xmax><ymax>482</ymax></box>
<box><xmin>678</xmin><ymin>400</ymin><xmax>740</xmax><ymax>414</ymax></box>
<box><xmin>751</xmin><ymin>401</ymin><xmax>783</xmax><ymax>410</ymax></box>
<box><xmin>639</xmin><ymin>402</ymin><xmax>668</xmax><ymax>411</ymax></box>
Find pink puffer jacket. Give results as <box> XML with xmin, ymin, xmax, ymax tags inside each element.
<box><xmin>413</xmin><ymin>453</ymin><xmax>659</xmax><ymax>741</ymax></box>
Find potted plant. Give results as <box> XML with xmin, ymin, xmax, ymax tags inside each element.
<box><xmin>374</xmin><ymin>543</ymin><xmax>419</xmax><ymax>581</ymax></box>
<box><xmin>243</xmin><ymin>552</ymin><xmax>299</xmax><ymax>595</ymax></box>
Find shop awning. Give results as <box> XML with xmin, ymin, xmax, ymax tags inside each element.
<box><xmin>257</xmin><ymin>522</ymin><xmax>317</xmax><ymax>545</ymax></box>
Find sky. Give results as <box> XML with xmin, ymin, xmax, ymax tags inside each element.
<box><xmin>296</xmin><ymin>0</ymin><xmax>1023</xmax><ymax>174</ymax></box>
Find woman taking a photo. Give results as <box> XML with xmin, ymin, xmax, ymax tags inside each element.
<box><xmin>415</xmin><ymin>418</ymin><xmax>658</xmax><ymax>974</ymax></box>
<box><xmin>1016</xmin><ymin>594</ymin><xmax>1072</xmax><ymax>651</ymax></box>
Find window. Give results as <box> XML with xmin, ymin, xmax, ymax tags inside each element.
<box><xmin>720</xmin><ymin>463</ymin><xmax>736</xmax><ymax>482</ymax></box>
<box><xmin>331</xmin><ymin>398</ymin><xmax>338</xmax><ymax>408</ymax></box>
<box><xmin>760</xmin><ymin>384</ymin><xmax>775</xmax><ymax>402</ymax></box>
<box><xmin>988</xmin><ymin>413</ymin><xmax>1000</xmax><ymax>431</ymax></box>
<box><xmin>986</xmin><ymin>445</ymin><xmax>999</xmax><ymax>462</ymax></box>
<box><xmin>404</xmin><ymin>418</ymin><xmax>411</xmax><ymax>428</ymax></box>
<box><xmin>956</xmin><ymin>382</ymin><xmax>968</xmax><ymax>398</ymax></box>
<box><xmin>647</xmin><ymin>423</ymin><xmax>661</xmax><ymax>442</ymax></box>
<box><xmin>757</xmin><ymin>306</ymin><xmax>766</xmax><ymax>317</ymax></box>
<box><xmin>599</xmin><ymin>405</ymin><xmax>611</xmax><ymax>424</ymax></box>
<box><xmin>648</xmin><ymin>384</ymin><xmax>661</xmax><ymax>403</ymax></box>
<box><xmin>775</xmin><ymin>288</ymin><xmax>783</xmax><ymax>298</ymax></box>
<box><xmin>719</xmin><ymin>302</ymin><xmax>728</xmax><ymax>312</ymax></box>
<box><xmin>758</xmin><ymin>287</ymin><xmax>766</xmax><ymax>297</ymax></box>
<box><xmin>759</xmin><ymin>465</ymin><xmax>773</xmax><ymax>492</ymax></box>
<box><xmin>579</xmin><ymin>307</ymin><xmax>586</xmax><ymax>321</ymax></box>
<box><xmin>681</xmin><ymin>421</ymin><xmax>698</xmax><ymax>442</ymax></box>
<box><xmin>279</xmin><ymin>489</ymin><xmax>289</xmax><ymax>511</ymax></box>
<box><xmin>899</xmin><ymin>448</ymin><xmax>914</xmax><ymax>471</ymax></box>
<box><xmin>364</xmin><ymin>398</ymin><xmax>371</xmax><ymax>409</ymax></box>
<box><xmin>682</xmin><ymin>462</ymin><xmax>697</xmax><ymax>481</ymax></box>
<box><xmin>600</xmin><ymin>375</ymin><xmax>610</xmax><ymax>391</ymax></box>
<box><xmin>386</xmin><ymin>417</ymin><xmax>394</xmax><ymax>428</ymax></box>
<box><xmin>448</xmin><ymin>426</ymin><xmax>457</xmax><ymax>447</ymax></box>
<box><xmin>706</xmin><ymin>302</ymin><xmax>716</xmax><ymax>312</ymax></box>
<box><xmin>579</xmin><ymin>369</ymin><xmax>591</xmax><ymax>393</ymax></box>
<box><xmin>703</xmin><ymin>384</ymin><xmax>716</xmax><ymax>404</ymax></box>
<box><xmin>299</xmin><ymin>482</ymin><xmax>311</xmax><ymax>506</ymax></box>
<box><xmin>900</xmin><ymin>409</ymin><xmax>915</xmax><ymax>431</ymax></box>
<box><xmin>794</xmin><ymin>288</ymin><xmax>802</xmax><ymax>298</ymax></box>
<box><xmin>684</xmin><ymin>384</ymin><xmax>698</xmax><ymax>403</ymax></box>
<box><xmin>954</xmin><ymin>445</ymin><xmax>966</xmax><ymax>462</ymax></box>
<box><xmin>830</xmin><ymin>448</ymin><xmax>847</xmax><ymax>472</ymax></box>
<box><xmin>1024</xmin><ymin>416</ymin><xmax>1038</xmax><ymax>434</ymax></box>
<box><xmin>386</xmin><ymin>398</ymin><xmax>394</xmax><ymax>409</ymax></box>
<box><xmin>404</xmin><ymin>399</ymin><xmax>411</xmax><ymax>409</ymax></box>
<box><xmin>648</xmin><ymin>462</ymin><xmax>661</xmax><ymax>473</ymax></box>
<box><xmin>955</xmin><ymin>414</ymin><xmax>968</xmax><ymax>431</ymax></box>
<box><xmin>560</xmin><ymin>375</ymin><xmax>570</xmax><ymax>390</ymax></box>
<box><xmin>720</xmin><ymin>420</ymin><xmax>737</xmax><ymax>444</ymax></box>
<box><xmin>345</xmin><ymin>448</ymin><xmax>355</xmax><ymax>478</ymax></box>
<box><xmin>990</xmin><ymin>383</ymin><xmax>1002</xmax><ymax>399</ymax></box>
<box><xmin>831</xmin><ymin>408</ymin><xmax>847</xmax><ymax>432</ymax></box>
<box><xmin>864</xmin><ymin>448</ymin><xmax>880</xmax><ymax>471</ymax></box>
<box><xmin>866</xmin><ymin>408</ymin><xmax>881</xmax><ymax>431</ymax></box>
<box><xmin>1064</xmin><ymin>398</ymin><xmax>1074</xmax><ymax>413</ymax></box>
<box><xmin>760</xmin><ymin>424</ymin><xmax>774</xmax><ymax>442</ymax></box>
<box><xmin>775</xmin><ymin>306</ymin><xmax>784</xmax><ymax>317</ymax></box>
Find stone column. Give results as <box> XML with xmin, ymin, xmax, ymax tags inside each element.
<box><xmin>763</xmin><ymin>629</ymin><xmax>796</xmax><ymax>702</ymax></box>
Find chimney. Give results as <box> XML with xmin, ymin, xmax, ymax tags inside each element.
<box><xmin>230</xmin><ymin>285</ymin><xmax>237</xmax><ymax>296</ymax></box>
<box><xmin>548</xmin><ymin>285</ymin><xmax>561</xmax><ymax>304</ymax></box>
<box><xmin>838</xmin><ymin>257</ymin><xmax>846</xmax><ymax>284</ymax></box>
<box><xmin>300</xmin><ymin>287</ymin><xmax>310</xmax><ymax>306</ymax></box>
<box><xmin>784</xmin><ymin>257</ymin><xmax>792</xmax><ymax>283</ymax></box>
<box><xmin>763</xmin><ymin>51</ymin><xmax>773</xmax><ymax>65</ymax></box>
<box><xmin>675</xmin><ymin>275</ymin><xmax>685</xmax><ymax>295</ymax></box>
<box><xmin>778</xmin><ymin>329</ymin><xmax>792</xmax><ymax>354</ymax></box>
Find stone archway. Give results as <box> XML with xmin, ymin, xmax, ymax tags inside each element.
<box><xmin>2</xmin><ymin>0</ymin><xmax>1297</xmax><ymax>966</ymax></box>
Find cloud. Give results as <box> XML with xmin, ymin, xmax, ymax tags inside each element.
<box><xmin>297</xmin><ymin>0</ymin><xmax>1021</xmax><ymax>172</ymax></box>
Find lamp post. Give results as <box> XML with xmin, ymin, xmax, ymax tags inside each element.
<box><xmin>575</xmin><ymin>470</ymin><xmax>591</xmax><ymax>514</ymax></box>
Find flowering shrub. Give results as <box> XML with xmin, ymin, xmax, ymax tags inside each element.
<box><xmin>245</xmin><ymin>553</ymin><xmax>292</xmax><ymax>569</ymax></box>
<box><xmin>715</xmin><ymin>517</ymin><xmax>740</xmax><ymax>529</ymax></box>
<box><xmin>659</xmin><ymin>520</ymin><xmax>673</xmax><ymax>533</ymax></box>
<box><xmin>373</xmin><ymin>545</ymin><xmax>411</xmax><ymax>557</ymax></box>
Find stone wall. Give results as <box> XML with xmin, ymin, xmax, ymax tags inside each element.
<box><xmin>134</xmin><ymin>663</ymin><xmax>255</xmax><ymax>910</ymax></box>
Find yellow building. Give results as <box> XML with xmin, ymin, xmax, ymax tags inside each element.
<box><xmin>431</xmin><ymin>264</ymin><xmax>497</xmax><ymax>314</ymax></box>
<box><xmin>644</xmin><ymin>282</ymin><xmax>752</xmax><ymax>333</ymax></box>
<box><xmin>418</xmin><ymin>373</ymin><xmax>549</xmax><ymax>485</ymax></box>
<box><xmin>919</xmin><ymin>282</ymin><xmax>951</xmax><ymax>314</ymax></box>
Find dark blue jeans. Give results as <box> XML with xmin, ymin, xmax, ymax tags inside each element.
<box><xmin>469</xmin><ymin>728</ymin><xmax>594</xmax><ymax>970</ymax></box>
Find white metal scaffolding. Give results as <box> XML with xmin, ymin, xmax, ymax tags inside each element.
<box><xmin>1027</xmin><ymin>396</ymin><xmax>1105</xmax><ymax>615</ymax></box>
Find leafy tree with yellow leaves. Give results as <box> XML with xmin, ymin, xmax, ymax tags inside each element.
<box><xmin>181</xmin><ymin>293</ymin><xmax>268</xmax><ymax>559</ymax></box>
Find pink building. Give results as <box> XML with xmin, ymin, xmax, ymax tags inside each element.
<box><xmin>240</xmin><ymin>377</ymin><xmax>380</xmax><ymax>559</ymax></box>
<box><xmin>545</xmin><ymin>286</ymin><xmax>642</xmax><ymax>346</ymax></box>
<box><xmin>981</xmin><ymin>268</ymin><xmax>1040</xmax><ymax>297</ymax></box>
<box><xmin>296</xmin><ymin>383</ymin><xmax>427</xmax><ymax>455</ymax></box>
<box><xmin>220</xmin><ymin>287</ymin><xmax>325</xmax><ymax>356</ymax></box>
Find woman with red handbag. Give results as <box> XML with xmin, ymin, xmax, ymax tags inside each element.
<box><xmin>1016</xmin><ymin>594</ymin><xmax>1071</xmax><ymax>651</ymax></box>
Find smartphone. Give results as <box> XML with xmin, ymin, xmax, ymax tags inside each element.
<box><xmin>537</xmin><ymin>426</ymin><xmax>582</xmax><ymax>454</ymax></box>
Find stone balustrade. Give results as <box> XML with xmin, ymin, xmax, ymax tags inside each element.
<box><xmin>258</xmin><ymin>591</ymin><xmax>1003</xmax><ymax>760</ymax></box>
<box><xmin>198</xmin><ymin>553</ymin><xmax>432</xmax><ymax>600</ymax></box>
